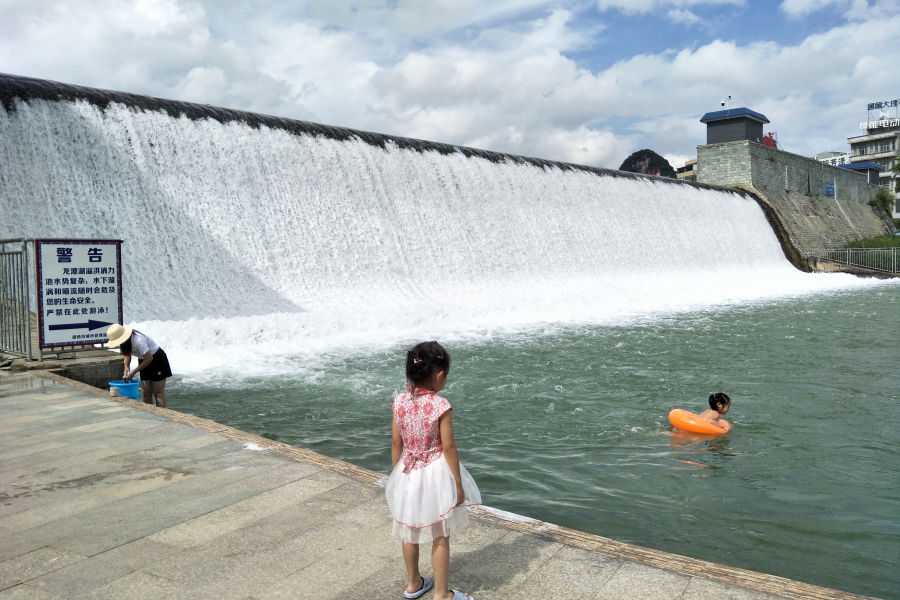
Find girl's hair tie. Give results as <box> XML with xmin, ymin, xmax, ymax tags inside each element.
<box><xmin>413</xmin><ymin>358</ymin><xmax>422</xmax><ymax>364</ymax></box>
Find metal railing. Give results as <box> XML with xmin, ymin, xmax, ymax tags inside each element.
<box><xmin>0</xmin><ymin>239</ymin><xmax>33</xmax><ymax>360</ymax></box>
<box><xmin>806</xmin><ymin>247</ymin><xmax>899</xmax><ymax>274</ymax></box>
<box><xmin>1</xmin><ymin>238</ymin><xmax>121</xmax><ymax>362</ymax></box>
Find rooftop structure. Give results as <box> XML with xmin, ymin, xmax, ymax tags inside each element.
<box><xmin>700</xmin><ymin>107</ymin><xmax>770</xmax><ymax>145</ymax></box>
<box><xmin>839</xmin><ymin>161</ymin><xmax>884</xmax><ymax>185</ymax></box>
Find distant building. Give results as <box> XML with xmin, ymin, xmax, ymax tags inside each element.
<box><xmin>848</xmin><ymin>97</ymin><xmax>900</xmax><ymax>217</ymax></box>
<box><xmin>696</xmin><ymin>105</ymin><xmax>891</xmax><ymax>253</ymax></box>
<box><xmin>816</xmin><ymin>151</ymin><xmax>851</xmax><ymax>167</ymax></box>
<box><xmin>676</xmin><ymin>159</ymin><xmax>697</xmax><ymax>182</ymax></box>
<box><xmin>839</xmin><ymin>162</ymin><xmax>883</xmax><ymax>185</ymax></box>
<box><xmin>699</xmin><ymin>107</ymin><xmax>770</xmax><ymax>145</ymax></box>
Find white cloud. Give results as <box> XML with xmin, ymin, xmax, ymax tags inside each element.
<box><xmin>780</xmin><ymin>0</ymin><xmax>899</xmax><ymax>18</ymax></box>
<box><xmin>0</xmin><ymin>0</ymin><xmax>309</xmax><ymax>118</ymax></box>
<box><xmin>1</xmin><ymin>0</ymin><xmax>899</xmax><ymax>170</ymax></box>
<box><xmin>301</xmin><ymin>0</ymin><xmax>554</xmax><ymax>37</ymax></box>
<box><xmin>668</xmin><ymin>8</ymin><xmax>701</xmax><ymax>24</ymax></box>
<box><xmin>779</xmin><ymin>0</ymin><xmax>851</xmax><ymax>17</ymax></box>
<box><xmin>664</xmin><ymin>153</ymin><xmax>695</xmax><ymax>169</ymax></box>
<box><xmin>597</xmin><ymin>0</ymin><xmax>742</xmax><ymax>14</ymax></box>
<box><xmin>363</xmin><ymin>9</ymin><xmax>634</xmax><ymax>163</ymax></box>
<box><xmin>581</xmin><ymin>11</ymin><xmax>900</xmax><ymax>156</ymax></box>
<box><xmin>538</xmin><ymin>126</ymin><xmax>634</xmax><ymax>166</ymax></box>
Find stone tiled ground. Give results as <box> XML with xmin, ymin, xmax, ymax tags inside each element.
<box><xmin>0</xmin><ymin>371</ymin><xmax>852</xmax><ymax>600</ymax></box>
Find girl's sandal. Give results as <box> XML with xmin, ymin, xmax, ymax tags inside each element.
<box><xmin>402</xmin><ymin>577</ymin><xmax>433</xmax><ymax>599</ymax></box>
<box><xmin>451</xmin><ymin>591</ymin><xmax>475</xmax><ymax>600</ymax></box>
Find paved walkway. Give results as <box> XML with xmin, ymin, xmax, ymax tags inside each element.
<box><xmin>0</xmin><ymin>371</ymin><xmax>876</xmax><ymax>600</ymax></box>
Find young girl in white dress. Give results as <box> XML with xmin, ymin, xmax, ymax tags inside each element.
<box><xmin>386</xmin><ymin>341</ymin><xmax>481</xmax><ymax>600</ymax></box>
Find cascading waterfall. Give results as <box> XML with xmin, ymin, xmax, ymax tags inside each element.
<box><xmin>0</xmin><ymin>74</ymin><xmax>877</xmax><ymax>378</ymax></box>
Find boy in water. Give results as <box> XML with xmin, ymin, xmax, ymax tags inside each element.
<box><xmin>698</xmin><ymin>392</ymin><xmax>732</xmax><ymax>431</ymax></box>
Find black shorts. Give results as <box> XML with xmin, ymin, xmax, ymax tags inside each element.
<box><xmin>140</xmin><ymin>348</ymin><xmax>173</xmax><ymax>382</ymax></box>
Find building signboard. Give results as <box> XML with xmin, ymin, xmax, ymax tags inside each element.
<box><xmin>862</xmin><ymin>98</ymin><xmax>900</xmax><ymax>129</ymax></box>
<box><xmin>859</xmin><ymin>119</ymin><xmax>900</xmax><ymax>130</ymax></box>
<box><xmin>867</xmin><ymin>99</ymin><xmax>899</xmax><ymax>111</ymax></box>
<box><xmin>35</xmin><ymin>239</ymin><xmax>123</xmax><ymax>349</ymax></box>
<box><xmin>816</xmin><ymin>152</ymin><xmax>850</xmax><ymax>166</ymax></box>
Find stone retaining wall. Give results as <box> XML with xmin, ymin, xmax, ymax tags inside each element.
<box><xmin>60</xmin><ymin>358</ymin><xmax>122</xmax><ymax>389</ymax></box>
<box><xmin>697</xmin><ymin>141</ymin><xmax>891</xmax><ymax>252</ymax></box>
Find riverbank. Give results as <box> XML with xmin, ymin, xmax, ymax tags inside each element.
<box><xmin>0</xmin><ymin>370</ymin><xmax>881</xmax><ymax>600</ymax></box>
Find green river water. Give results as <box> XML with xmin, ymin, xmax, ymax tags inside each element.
<box><xmin>168</xmin><ymin>284</ymin><xmax>899</xmax><ymax>599</ymax></box>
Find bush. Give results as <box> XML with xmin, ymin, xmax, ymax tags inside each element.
<box><xmin>868</xmin><ymin>187</ymin><xmax>894</xmax><ymax>215</ymax></box>
<box><xmin>845</xmin><ymin>236</ymin><xmax>900</xmax><ymax>248</ymax></box>
<box><xmin>894</xmin><ymin>218</ymin><xmax>900</xmax><ymax>229</ymax></box>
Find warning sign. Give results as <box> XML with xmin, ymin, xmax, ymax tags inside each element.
<box><xmin>35</xmin><ymin>239</ymin><xmax>123</xmax><ymax>349</ymax></box>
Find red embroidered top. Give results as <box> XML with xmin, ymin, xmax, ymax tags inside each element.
<box><xmin>393</xmin><ymin>387</ymin><xmax>452</xmax><ymax>473</ymax></box>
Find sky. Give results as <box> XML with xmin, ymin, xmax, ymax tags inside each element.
<box><xmin>1</xmin><ymin>0</ymin><xmax>898</xmax><ymax>170</ymax></box>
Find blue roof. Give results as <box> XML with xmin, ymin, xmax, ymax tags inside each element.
<box><xmin>839</xmin><ymin>162</ymin><xmax>884</xmax><ymax>171</ymax></box>
<box><xmin>700</xmin><ymin>107</ymin><xmax>770</xmax><ymax>124</ymax></box>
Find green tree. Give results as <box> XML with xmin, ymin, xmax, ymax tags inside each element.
<box><xmin>892</xmin><ymin>157</ymin><xmax>900</xmax><ymax>193</ymax></box>
<box><xmin>869</xmin><ymin>186</ymin><xmax>894</xmax><ymax>216</ymax></box>
<box><xmin>619</xmin><ymin>149</ymin><xmax>677</xmax><ymax>178</ymax></box>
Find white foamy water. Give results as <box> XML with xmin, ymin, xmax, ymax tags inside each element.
<box><xmin>1</xmin><ymin>98</ymin><xmax>885</xmax><ymax>380</ymax></box>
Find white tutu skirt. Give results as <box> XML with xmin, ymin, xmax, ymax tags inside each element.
<box><xmin>385</xmin><ymin>454</ymin><xmax>482</xmax><ymax>544</ymax></box>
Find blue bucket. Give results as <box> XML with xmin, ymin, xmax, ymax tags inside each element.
<box><xmin>109</xmin><ymin>380</ymin><xmax>140</xmax><ymax>399</ymax></box>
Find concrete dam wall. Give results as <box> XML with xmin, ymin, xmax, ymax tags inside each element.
<box><xmin>1</xmin><ymin>73</ymin><xmax>874</xmax><ymax>357</ymax></box>
<box><xmin>698</xmin><ymin>141</ymin><xmax>892</xmax><ymax>253</ymax></box>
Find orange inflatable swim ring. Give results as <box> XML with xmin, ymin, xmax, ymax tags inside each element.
<box><xmin>668</xmin><ymin>409</ymin><xmax>729</xmax><ymax>434</ymax></box>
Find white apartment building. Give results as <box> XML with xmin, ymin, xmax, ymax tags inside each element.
<box><xmin>848</xmin><ymin>98</ymin><xmax>899</xmax><ymax>217</ymax></box>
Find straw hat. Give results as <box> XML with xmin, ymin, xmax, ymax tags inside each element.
<box><xmin>106</xmin><ymin>324</ymin><xmax>133</xmax><ymax>348</ymax></box>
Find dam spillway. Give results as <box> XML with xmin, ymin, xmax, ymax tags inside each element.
<box><xmin>0</xmin><ymin>72</ymin><xmax>873</xmax><ymax>372</ymax></box>
<box><xmin>2</xmin><ymin>74</ymin><xmax>899</xmax><ymax>600</ymax></box>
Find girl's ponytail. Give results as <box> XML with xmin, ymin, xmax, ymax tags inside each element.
<box><xmin>708</xmin><ymin>392</ymin><xmax>731</xmax><ymax>410</ymax></box>
<box><xmin>406</xmin><ymin>341</ymin><xmax>451</xmax><ymax>395</ymax></box>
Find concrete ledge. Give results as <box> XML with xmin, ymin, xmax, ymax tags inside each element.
<box><xmin>26</xmin><ymin>370</ymin><xmax>880</xmax><ymax>600</ymax></box>
<box><xmin>0</xmin><ymin>350</ymin><xmax>122</xmax><ymax>391</ymax></box>
<box><xmin>805</xmin><ymin>257</ymin><xmax>900</xmax><ymax>279</ymax></box>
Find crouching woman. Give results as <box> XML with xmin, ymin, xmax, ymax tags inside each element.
<box><xmin>106</xmin><ymin>324</ymin><xmax>172</xmax><ymax>408</ymax></box>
